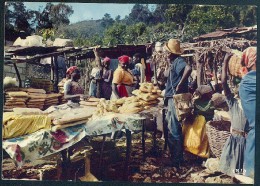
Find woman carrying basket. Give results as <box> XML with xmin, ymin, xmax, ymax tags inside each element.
<box><xmin>218</xmin><ymin>52</ymin><xmax>247</xmax><ymax>178</ymax></box>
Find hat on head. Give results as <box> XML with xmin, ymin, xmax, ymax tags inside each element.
<box><xmin>118</xmin><ymin>55</ymin><xmax>130</xmax><ymax>64</ymax></box>
<box><xmin>103</xmin><ymin>57</ymin><xmax>111</xmax><ymax>63</ymax></box>
<box><xmin>164</xmin><ymin>39</ymin><xmax>183</xmax><ymax>55</ymax></box>
<box><xmin>66</xmin><ymin>66</ymin><xmax>78</xmax><ymax>75</ymax></box>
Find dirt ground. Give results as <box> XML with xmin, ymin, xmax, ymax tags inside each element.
<box><xmin>2</xmin><ymin>131</ymin><xmax>238</xmax><ymax>183</ymax></box>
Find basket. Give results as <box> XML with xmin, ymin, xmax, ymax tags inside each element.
<box><xmin>206</xmin><ymin>120</ymin><xmax>231</xmax><ymax>158</ymax></box>
<box><xmin>228</xmin><ymin>53</ymin><xmax>242</xmax><ymax>78</ymax></box>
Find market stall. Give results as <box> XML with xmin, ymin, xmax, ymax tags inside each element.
<box><xmin>2</xmin><ymin>82</ymin><xmax>165</xmax><ymax>180</ymax></box>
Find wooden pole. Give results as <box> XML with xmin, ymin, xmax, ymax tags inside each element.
<box><xmin>13</xmin><ymin>63</ymin><xmax>22</xmax><ymax>87</ymax></box>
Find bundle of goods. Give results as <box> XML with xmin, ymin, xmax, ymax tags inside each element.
<box><xmin>30</xmin><ymin>78</ymin><xmax>54</xmax><ymax>93</ymax></box>
<box><xmin>44</xmin><ymin>93</ymin><xmax>62</xmax><ymax>109</ymax></box>
<box><xmin>132</xmin><ymin>83</ymin><xmax>162</xmax><ymax>103</ymax></box>
<box><xmin>91</xmin><ymin>96</ymin><xmax>144</xmax><ymax>118</ymax></box>
<box><xmin>94</xmin><ymin>98</ymin><xmax>120</xmax><ymax>116</ymax></box>
<box><xmin>3</xmin><ymin>77</ymin><xmax>18</xmax><ymax>89</ymax></box>
<box><xmin>4</xmin><ymin>91</ymin><xmax>28</xmax><ymax>110</ymax></box>
<box><xmin>25</xmin><ymin>88</ymin><xmax>47</xmax><ymax>110</ymax></box>
<box><xmin>117</xmin><ymin>96</ymin><xmax>144</xmax><ymax>114</ymax></box>
<box><xmin>51</xmin><ymin>108</ymin><xmax>93</xmax><ymax>131</ymax></box>
<box><xmin>80</xmin><ymin>97</ymin><xmax>100</xmax><ymax>107</ymax></box>
<box><xmin>206</xmin><ymin>120</ymin><xmax>231</xmax><ymax>158</ymax></box>
<box><xmin>3</xmin><ymin>111</ymin><xmax>51</xmax><ymax>139</ymax></box>
<box><xmin>228</xmin><ymin>50</ymin><xmax>243</xmax><ymax>78</ymax></box>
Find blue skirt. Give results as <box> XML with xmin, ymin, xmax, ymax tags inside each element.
<box><xmin>219</xmin><ymin>134</ymin><xmax>246</xmax><ymax>176</ymax></box>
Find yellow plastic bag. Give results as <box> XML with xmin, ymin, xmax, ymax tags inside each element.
<box><xmin>3</xmin><ymin>112</ymin><xmax>51</xmax><ymax>139</ymax></box>
<box><xmin>182</xmin><ymin>115</ymin><xmax>209</xmax><ymax>158</ymax></box>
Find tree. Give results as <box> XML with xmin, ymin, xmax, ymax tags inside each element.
<box><xmin>115</xmin><ymin>15</ymin><xmax>121</xmax><ymax>22</ymax></box>
<box><xmin>126</xmin><ymin>4</ymin><xmax>153</xmax><ymax>25</ymax></box>
<box><xmin>50</xmin><ymin>3</ymin><xmax>74</xmax><ymax>28</ymax></box>
<box><xmin>36</xmin><ymin>3</ymin><xmax>53</xmax><ymax>29</ymax></box>
<box><xmin>5</xmin><ymin>2</ymin><xmax>37</xmax><ymax>33</ymax></box>
<box><xmin>103</xmin><ymin>23</ymin><xmax>127</xmax><ymax>46</ymax></box>
<box><xmin>151</xmin><ymin>4</ymin><xmax>170</xmax><ymax>24</ymax></box>
<box><xmin>124</xmin><ymin>23</ymin><xmax>146</xmax><ymax>44</ymax></box>
<box><xmin>183</xmin><ymin>5</ymin><xmax>240</xmax><ymax>41</ymax></box>
<box><xmin>101</xmin><ymin>13</ymin><xmax>115</xmax><ymax>28</ymax></box>
<box><xmin>36</xmin><ymin>3</ymin><xmax>74</xmax><ymax>30</ymax></box>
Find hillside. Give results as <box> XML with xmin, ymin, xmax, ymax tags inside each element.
<box><xmin>57</xmin><ymin>19</ymin><xmax>105</xmax><ymax>39</ymax></box>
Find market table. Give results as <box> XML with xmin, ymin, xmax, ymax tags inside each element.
<box><xmin>3</xmin><ymin>105</ymin><xmax>165</xmax><ymax>180</ymax></box>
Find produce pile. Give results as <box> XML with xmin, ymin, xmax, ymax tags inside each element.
<box><xmin>87</xmin><ymin>83</ymin><xmax>162</xmax><ymax>119</ymax></box>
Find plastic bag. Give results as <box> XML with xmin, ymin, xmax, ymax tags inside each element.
<box><xmin>182</xmin><ymin>115</ymin><xmax>210</xmax><ymax>158</ymax></box>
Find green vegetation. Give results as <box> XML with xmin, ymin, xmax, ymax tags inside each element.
<box><xmin>5</xmin><ymin>3</ymin><xmax>257</xmax><ymax>46</ymax></box>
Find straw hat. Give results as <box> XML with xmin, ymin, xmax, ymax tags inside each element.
<box><xmin>164</xmin><ymin>39</ymin><xmax>183</xmax><ymax>55</ymax></box>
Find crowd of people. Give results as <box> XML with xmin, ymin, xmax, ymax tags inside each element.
<box><xmin>62</xmin><ymin>39</ymin><xmax>256</xmax><ymax>183</ymax></box>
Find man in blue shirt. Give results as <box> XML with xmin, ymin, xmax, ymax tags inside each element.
<box><xmin>164</xmin><ymin>39</ymin><xmax>192</xmax><ymax>168</ymax></box>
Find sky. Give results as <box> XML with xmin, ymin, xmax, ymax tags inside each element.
<box><xmin>24</xmin><ymin>2</ymin><xmax>138</xmax><ymax>24</ymax></box>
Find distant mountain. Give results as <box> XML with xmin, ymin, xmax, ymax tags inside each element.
<box><xmin>57</xmin><ymin>19</ymin><xmax>105</xmax><ymax>39</ymax></box>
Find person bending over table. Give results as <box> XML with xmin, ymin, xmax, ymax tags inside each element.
<box><xmin>64</xmin><ymin>66</ymin><xmax>85</xmax><ymax>106</ymax></box>
<box><xmin>111</xmin><ymin>55</ymin><xmax>135</xmax><ymax>99</ymax></box>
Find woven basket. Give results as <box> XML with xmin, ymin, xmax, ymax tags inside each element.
<box><xmin>206</xmin><ymin>120</ymin><xmax>231</xmax><ymax>158</ymax></box>
<box><xmin>228</xmin><ymin>53</ymin><xmax>242</xmax><ymax>78</ymax></box>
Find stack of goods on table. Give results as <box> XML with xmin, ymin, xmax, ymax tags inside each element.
<box><xmin>131</xmin><ymin>82</ymin><xmax>162</xmax><ymax>107</ymax></box>
<box><xmin>47</xmin><ymin>107</ymin><xmax>95</xmax><ymax>131</ymax></box>
<box><xmin>25</xmin><ymin>88</ymin><xmax>47</xmax><ymax>110</ymax></box>
<box><xmin>30</xmin><ymin>77</ymin><xmax>53</xmax><ymax>93</ymax></box>
<box><xmin>3</xmin><ymin>108</ymin><xmax>51</xmax><ymax>139</ymax></box>
<box><xmin>90</xmin><ymin>83</ymin><xmax>162</xmax><ymax>119</ymax></box>
<box><xmin>58</xmin><ymin>78</ymin><xmax>67</xmax><ymax>104</ymax></box>
<box><xmin>4</xmin><ymin>90</ymin><xmax>28</xmax><ymax>111</ymax></box>
<box><xmin>80</xmin><ymin>97</ymin><xmax>100</xmax><ymax>107</ymax></box>
<box><xmin>44</xmin><ymin>93</ymin><xmax>62</xmax><ymax>110</ymax></box>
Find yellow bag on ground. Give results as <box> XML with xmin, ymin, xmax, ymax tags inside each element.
<box><xmin>182</xmin><ymin>115</ymin><xmax>209</xmax><ymax>158</ymax></box>
<box><xmin>3</xmin><ymin>112</ymin><xmax>51</xmax><ymax>139</ymax></box>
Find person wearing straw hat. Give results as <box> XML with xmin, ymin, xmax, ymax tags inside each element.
<box><xmin>163</xmin><ymin>39</ymin><xmax>192</xmax><ymax>167</ymax></box>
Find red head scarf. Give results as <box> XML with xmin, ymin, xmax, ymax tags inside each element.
<box><xmin>242</xmin><ymin>47</ymin><xmax>257</xmax><ymax>68</ymax></box>
<box><xmin>103</xmin><ymin>57</ymin><xmax>111</xmax><ymax>63</ymax></box>
<box><xmin>66</xmin><ymin>66</ymin><xmax>78</xmax><ymax>75</ymax></box>
<box><xmin>118</xmin><ymin>55</ymin><xmax>130</xmax><ymax>64</ymax></box>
